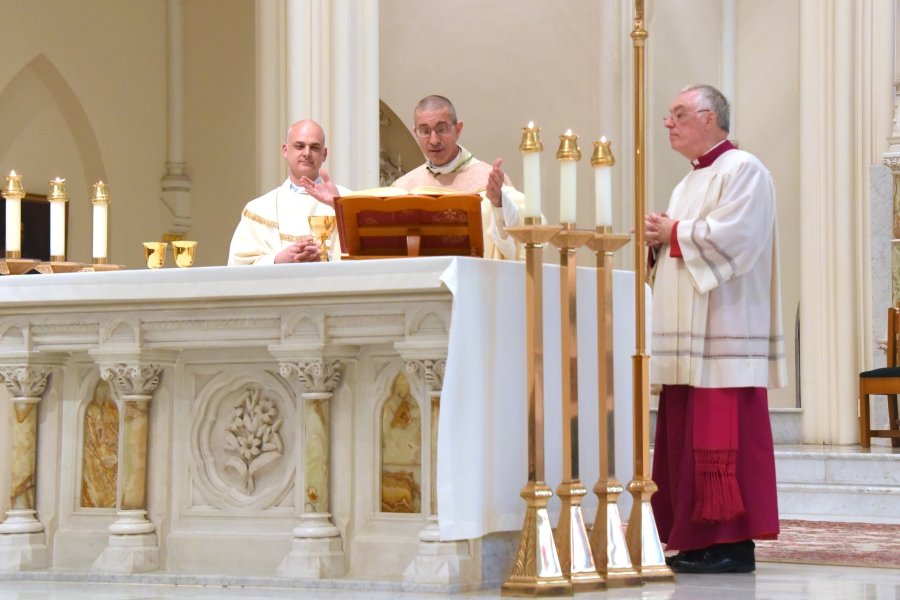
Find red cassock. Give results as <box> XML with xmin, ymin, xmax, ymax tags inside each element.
<box><xmin>651</xmin><ymin>384</ymin><xmax>780</xmax><ymax>551</ymax></box>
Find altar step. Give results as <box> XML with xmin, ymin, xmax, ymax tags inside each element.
<box><xmin>774</xmin><ymin>445</ymin><xmax>900</xmax><ymax>524</ymax></box>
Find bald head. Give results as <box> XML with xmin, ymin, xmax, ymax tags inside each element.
<box><xmin>282</xmin><ymin>120</ymin><xmax>328</xmax><ymax>183</ymax></box>
<box><xmin>414</xmin><ymin>95</ymin><xmax>457</xmax><ymax>124</ymax></box>
<box><xmin>286</xmin><ymin>120</ymin><xmax>325</xmax><ymax>146</ymax></box>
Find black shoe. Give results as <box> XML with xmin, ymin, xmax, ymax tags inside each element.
<box><xmin>671</xmin><ymin>548</ymin><xmax>755</xmax><ymax>574</ymax></box>
<box><xmin>664</xmin><ymin>549</ymin><xmax>702</xmax><ymax>567</ymax></box>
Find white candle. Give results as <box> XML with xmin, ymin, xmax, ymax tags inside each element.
<box><xmin>591</xmin><ymin>137</ymin><xmax>615</xmax><ymax>228</ymax></box>
<box><xmin>523</xmin><ymin>152</ymin><xmax>541</xmax><ymax>218</ymax></box>
<box><xmin>559</xmin><ymin>161</ymin><xmax>577</xmax><ymax>224</ymax></box>
<box><xmin>5</xmin><ymin>198</ymin><xmax>20</xmax><ymax>253</ymax></box>
<box><xmin>50</xmin><ymin>201</ymin><xmax>65</xmax><ymax>258</ymax></box>
<box><xmin>92</xmin><ymin>181</ymin><xmax>109</xmax><ymax>260</ymax></box>
<box><xmin>4</xmin><ymin>170</ymin><xmax>23</xmax><ymax>254</ymax></box>
<box><xmin>520</xmin><ymin>122</ymin><xmax>542</xmax><ymax>219</ymax></box>
<box><xmin>556</xmin><ymin>129</ymin><xmax>580</xmax><ymax>225</ymax></box>
<box><xmin>93</xmin><ymin>202</ymin><xmax>108</xmax><ymax>259</ymax></box>
<box><xmin>48</xmin><ymin>178</ymin><xmax>67</xmax><ymax>259</ymax></box>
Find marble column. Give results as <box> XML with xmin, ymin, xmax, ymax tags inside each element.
<box><xmin>277</xmin><ymin>359</ymin><xmax>345</xmax><ymax>579</ymax></box>
<box><xmin>402</xmin><ymin>358</ymin><xmax>474</xmax><ymax>585</ymax></box>
<box><xmin>0</xmin><ymin>354</ymin><xmax>64</xmax><ymax>571</ymax></box>
<box><xmin>92</xmin><ymin>363</ymin><xmax>165</xmax><ymax>573</ymax></box>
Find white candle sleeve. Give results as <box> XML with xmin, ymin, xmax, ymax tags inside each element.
<box><xmin>523</xmin><ymin>152</ymin><xmax>541</xmax><ymax>218</ymax></box>
<box><xmin>595</xmin><ymin>165</ymin><xmax>612</xmax><ymax>227</ymax></box>
<box><xmin>559</xmin><ymin>160</ymin><xmax>577</xmax><ymax>224</ymax></box>
<box><xmin>93</xmin><ymin>203</ymin><xmax>108</xmax><ymax>259</ymax></box>
<box><xmin>5</xmin><ymin>198</ymin><xmax>20</xmax><ymax>253</ymax></box>
<box><xmin>50</xmin><ymin>201</ymin><xmax>66</xmax><ymax>258</ymax></box>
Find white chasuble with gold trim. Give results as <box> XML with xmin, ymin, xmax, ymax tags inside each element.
<box><xmin>228</xmin><ymin>179</ymin><xmax>351</xmax><ymax>265</ymax></box>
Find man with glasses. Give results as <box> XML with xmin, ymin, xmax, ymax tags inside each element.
<box><xmin>228</xmin><ymin>119</ymin><xmax>351</xmax><ymax>265</ymax></box>
<box><xmin>643</xmin><ymin>84</ymin><xmax>786</xmax><ymax>574</ymax></box>
<box><xmin>391</xmin><ymin>95</ymin><xmax>524</xmax><ymax>260</ymax></box>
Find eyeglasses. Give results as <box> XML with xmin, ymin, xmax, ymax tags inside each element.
<box><xmin>663</xmin><ymin>109</ymin><xmax>710</xmax><ymax>124</ymax></box>
<box><xmin>414</xmin><ymin>122</ymin><xmax>455</xmax><ymax>138</ymax></box>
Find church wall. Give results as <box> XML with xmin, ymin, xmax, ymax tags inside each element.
<box><xmin>182</xmin><ymin>0</ymin><xmax>257</xmax><ymax>267</ymax></box>
<box><xmin>378</xmin><ymin>0</ymin><xmax>603</xmax><ymax>240</ymax></box>
<box><xmin>0</xmin><ymin>0</ymin><xmax>167</xmax><ymax>269</ymax></box>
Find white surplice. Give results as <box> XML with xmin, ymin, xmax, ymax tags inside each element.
<box><xmin>650</xmin><ymin>149</ymin><xmax>788</xmax><ymax>389</ymax></box>
<box><xmin>228</xmin><ymin>179</ymin><xmax>352</xmax><ymax>266</ymax></box>
<box><xmin>392</xmin><ymin>146</ymin><xmax>524</xmax><ymax>260</ymax></box>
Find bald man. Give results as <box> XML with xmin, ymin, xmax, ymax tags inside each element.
<box><xmin>228</xmin><ymin>120</ymin><xmax>352</xmax><ymax>265</ymax></box>
<box><xmin>391</xmin><ymin>95</ymin><xmax>526</xmax><ymax>260</ymax></box>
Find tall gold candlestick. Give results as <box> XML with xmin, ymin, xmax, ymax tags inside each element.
<box><xmin>501</xmin><ymin>217</ymin><xmax>571</xmax><ymax>598</ymax></box>
<box><xmin>48</xmin><ymin>178</ymin><xmax>68</xmax><ymax>263</ymax></box>
<box><xmin>625</xmin><ymin>0</ymin><xmax>673</xmax><ymax>583</ymax></box>
<box><xmin>3</xmin><ymin>170</ymin><xmax>24</xmax><ymax>259</ymax></box>
<box><xmin>548</xmin><ymin>221</ymin><xmax>603</xmax><ymax>592</ymax></box>
<box><xmin>585</xmin><ymin>228</ymin><xmax>641</xmax><ymax>588</ymax></box>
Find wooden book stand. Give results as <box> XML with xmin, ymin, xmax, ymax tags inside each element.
<box><xmin>334</xmin><ymin>194</ymin><xmax>484</xmax><ymax>259</ymax></box>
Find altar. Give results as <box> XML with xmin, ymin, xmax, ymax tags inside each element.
<box><xmin>0</xmin><ymin>257</ymin><xmax>646</xmax><ymax>590</ymax></box>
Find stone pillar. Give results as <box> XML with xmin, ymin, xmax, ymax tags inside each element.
<box><xmin>160</xmin><ymin>0</ymin><xmax>191</xmax><ymax>237</ymax></box>
<box><xmin>0</xmin><ymin>353</ymin><xmax>65</xmax><ymax>571</ymax></box>
<box><xmin>402</xmin><ymin>358</ymin><xmax>475</xmax><ymax>585</ymax></box>
<box><xmin>277</xmin><ymin>359</ymin><xmax>345</xmax><ymax>579</ymax></box>
<box><xmin>92</xmin><ymin>361</ymin><xmax>168</xmax><ymax>573</ymax></box>
<box><xmin>280</xmin><ymin>0</ymin><xmax>379</xmax><ymax>191</ymax></box>
<box><xmin>798</xmin><ymin>0</ymin><xmax>894</xmax><ymax>443</ymax></box>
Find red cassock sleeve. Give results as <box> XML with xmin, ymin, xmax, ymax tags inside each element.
<box><xmin>669</xmin><ymin>221</ymin><xmax>682</xmax><ymax>258</ymax></box>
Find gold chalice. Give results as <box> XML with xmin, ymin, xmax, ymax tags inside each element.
<box><xmin>308</xmin><ymin>216</ymin><xmax>336</xmax><ymax>262</ymax></box>
<box><xmin>143</xmin><ymin>242</ymin><xmax>168</xmax><ymax>269</ymax></box>
<box><xmin>172</xmin><ymin>241</ymin><xmax>197</xmax><ymax>268</ymax></box>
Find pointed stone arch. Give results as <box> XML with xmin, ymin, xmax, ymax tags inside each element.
<box><xmin>0</xmin><ymin>53</ymin><xmax>106</xmax><ymax>196</ymax></box>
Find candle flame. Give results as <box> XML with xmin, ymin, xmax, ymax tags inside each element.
<box><xmin>54</xmin><ymin>177</ymin><xmax>62</xmax><ymax>182</ymax></box>
<box><xmin>601</xmin><ymin>135</ymin><xmax>607</xmax><ymax>143</ymax></box>
<box><xmin>528</xmin><ymin>121</ymin><xmax>534</xmax><ymax>129</ymax></box>
<box><xmin>98</xmin><ymin>181</ymin><xmax>103</xmax><ymax>185</ymax></box>
<box><xmin>565</xmin><ymin>129</ymin><xmax>572</xmax><ymax>136</ymax></box>
<box><xmin>9</xmin><ymin>170</ymin><xmax>16</xmax><ymax>177</ymax></box>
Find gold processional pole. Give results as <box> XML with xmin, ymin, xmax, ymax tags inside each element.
<box><xmin>548</xmin><ymin>134</ymin><xmax>605</xmax><ymax>592</ymax></box>
<box><xmin>501</xmin><ymin>127</ymin><xmax>571</xmax><ymax>597</ymax></box>
<box><xmin>624</xmin><ymin>0</ymin><xmax>674</xmax><ymax>582</ymax></box>
<box><xmin>585</xmin><ymin>141</ymin><xmax>641</xmax><ymax>588</ymax></box>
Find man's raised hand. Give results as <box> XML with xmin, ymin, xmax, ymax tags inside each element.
<box><xmin>299</xmin><ymin>167</ymin><xmax>340</xmax><ymax>207</ymax></box>
<box><xmin>485</xmin><ymin>158</ymin><xmax>505</xmax><ymax>207</ymax></box>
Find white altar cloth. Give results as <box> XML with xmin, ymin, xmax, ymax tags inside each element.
<box><xmin>0</xmin><ymin>257</ymin><xmax>648</xmax><ymax>544</ymax></box>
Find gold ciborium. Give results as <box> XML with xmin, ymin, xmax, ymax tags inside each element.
<box><xmin>308</xmin><ymin>216</ymin><xmax>336</xmax><ymax>262</ymax></box>
<box><xmin>172</xmin><ymin>241</ymin><xmax>197</xmax><ymax>268</ymax></box>
<box><xmin>143</xmin><ymin>242</ymin><xmax>168</xmax><ymax>269</ymax></box>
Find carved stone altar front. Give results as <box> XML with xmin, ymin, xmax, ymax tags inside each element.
<box><xmin>0</xmin><ymin>264</ymin><xmax>455</xmax><ymax>581</ymax></box>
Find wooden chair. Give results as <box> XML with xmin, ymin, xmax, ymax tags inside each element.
<box><xmin>859</xmin><ymin>306</ymin><xmax>900</xmax><ymax>448</ymax></box>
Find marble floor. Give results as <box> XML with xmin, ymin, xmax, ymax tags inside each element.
<box><xmin>0</xmin><ymin>564</ymin><xmax>899</xmax><ymax>600</ymax></box>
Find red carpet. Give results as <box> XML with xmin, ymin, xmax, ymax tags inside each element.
<box><xmin>755</xmin><ymin>520</ymin><xmax>900</xmax><ymax>568</ymax></box>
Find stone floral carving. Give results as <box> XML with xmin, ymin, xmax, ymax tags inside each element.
<box><xmin>280</xmin><ymin>360</ymin><xmax>343</xmax><ymax>394</ymax></box>
<box><xmin>224</xmin><ymin>387</ymin><xmax>284</xmax><ymax>494</ymax></box>
<box><xmin>0</xmin><ymin>366</ymin><xmax>52</xmax><ymax>399</ymax></box>
<box><xmin>405</xmin><ymin>359</ymin><xmax>446</xmax><ymax>392</ymax></box>
<box><xmin>101</xmin><ymin>364</ymin><xmax>163</xmax><ymax>396</ymax></box>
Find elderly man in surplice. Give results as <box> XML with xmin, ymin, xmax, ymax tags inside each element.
<box><xmin>228</xmin><ymin>119</ymin><xmax>351</xmax><ymax>265</ymax></box>
<box><xmin>391</xmin><ymin>95</ymin><xmax>525</xmax><ymax>260</ymax></box>
<box><xmin>643</xmin><ymin>84</ymin><xmax>787</xmax><ymax>574</ymax></box>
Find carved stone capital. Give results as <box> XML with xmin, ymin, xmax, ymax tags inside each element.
<box><xmin>281</xmin><ymin>360</ymin><xmax>344</xmax><ymax>394</ymax></box>
<box><xmin>101</xmin><ymin>364</ymin><xmax>164</xmax><ymax>397</ymax></box>
<box><xmin>405</xmin><ymin>359</ymin><xmax>446</xmax><ymax>393</ymax></box>
<box><xmin>883</xmin><ymin>155</ymin><xmax>900</xmax><ymax>173</ymax></box>
<box><xmin>0</xmin><ymin>366</ymin><xmax>53</xmax><ymax>400</ymax></box>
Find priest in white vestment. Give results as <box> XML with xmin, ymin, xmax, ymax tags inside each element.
<box><xmin>391</xmin><ymin>95</ymin><xmax>525</xmax><ymax>260</ymax></box>
<box><xmin>228</xmin><ymin>120</ymin><xmax>351</xmax><ymax>265</ymax></box>
<box><xmin>644</xmin><ymin>85</ymin><xmax>787</xmax><ymax>575</ymax></box>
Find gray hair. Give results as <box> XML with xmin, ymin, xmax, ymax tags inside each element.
<box><xmin>414</xmin><ymin>95</ymin><xmax>457</xmax><ymax>123</ymax></box>
<box><xmin>682</xmin><ymin>84</ymin><xmax>730</xmax><ymax>133</ymax></box>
